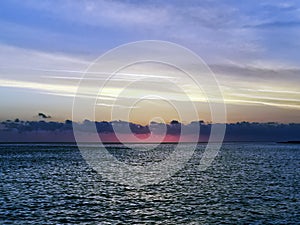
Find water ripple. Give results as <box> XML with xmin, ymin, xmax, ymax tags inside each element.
<box><xmin>0</xmin><ymin>143</ymin><xmax>299</xmax><ymax>224</ymax></box>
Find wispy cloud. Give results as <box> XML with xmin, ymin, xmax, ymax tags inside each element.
<box><xmin>0</xmin><ymin>43</ymin><xmax>299</xmax><ymax>112</ymax></box>
<box><xmin>3</xmin><ymin>0</ymin><xmax>300</xmax><ymax>66</ymax></box>
<box><xmin>18</xmin><ymin>0</ymin><xmax>171</xmax><ymax>28</ymax></box>
<box><xmin>245</xmin><ymin>20</ymin><xmax>300</xmax><ymax>29</ymax></box>
<box><xmin>96</xmin><ymin>103</ymin><xmax>140</xmax><ymax>109</ymax></box>
<box><xmin>0</xmin><ymin>79</ymin><xmax>76</xmax><ymax>94</ymax></box>
<box><xmin>0</xmin><ymin>44</ymin><xmax>89</xmax><ymax>80</ymax></box>
<box><xmin>1</xmin><ymin>1</ymin><xmax>300</xmax><ymax>123</ymax></box>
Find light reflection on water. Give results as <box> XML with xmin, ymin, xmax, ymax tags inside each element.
<box><xmin>0</xmin><ymin>143</ymin><xmax>299</xmax><ymax>224</ymax></box>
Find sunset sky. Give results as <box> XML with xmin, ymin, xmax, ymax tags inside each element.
<box><xmin>0</xmin><ymin>0</ymin><xmax>300</xmax><ymax>124</ymax></box>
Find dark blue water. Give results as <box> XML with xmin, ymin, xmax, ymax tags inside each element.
<box><xmin>0</xmin><ymin>143</ymin><xmax>299</xmax><ymax>224</ymax></box>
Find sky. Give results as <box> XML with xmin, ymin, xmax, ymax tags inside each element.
<box><xmin>0</xmin><ymin>0</ymin><xmax>300</xmax><ymax>124</ymax></box>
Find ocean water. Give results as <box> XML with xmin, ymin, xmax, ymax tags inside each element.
<box><xmin>0</xmin><ymin>143</ymin><xmax>299</xmax><ymax>224</ymax></box>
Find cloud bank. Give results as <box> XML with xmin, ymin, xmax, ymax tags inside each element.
<box><xmin>1</xmin><ymin>119</ymin><xmax>299</xmax><ymax>143</ymax></box>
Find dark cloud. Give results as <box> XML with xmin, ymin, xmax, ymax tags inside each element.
<box><xmin>0</xmin><ymin>119</ymin><xmax>299</xmax><ymax>142</ymax></box>
<box><xmin>38</xmin><ymin>113</ymin><xmax>51</xmax><ymax>119</ymax></box>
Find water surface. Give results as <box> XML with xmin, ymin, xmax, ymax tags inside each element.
<box><xmin>0</xmin><ymin>143</ymin><xmax>299</xmax><ymax>224</ymax></box>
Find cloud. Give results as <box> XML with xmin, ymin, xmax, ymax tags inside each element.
<box><xmin>0</xmin><ymin>43</ymin><xmax>89</xmax><ymax>82</ymax></box>
<box><xmin>0</xmin><ymin>119</ymin><xmax>299</xmax><ymax>142</ymax></box>
<box><xmin>1</xmin><ymin>46</ymin><xmax>300</xmax><ymax>113</ymax></box>
<box><xmin>0</xmin><ymin>78</ymin><xmax>77</xmax><ymax>95</ymax></box>
<box><xmin>96</xmin><ymin>103</ymin><xmax>140</xmax><ymax>109</ymax></box>
<box><xmin>209</xmin><ymin>63</ymin><xmax>300</xmax><ymax>109</ymax></box>
<box><xmin>2</xmin><ymin>0</ymin><xmax>300</xmax><ymax>65</ymax></box>
<box><xmin>2</xmin><ymin>0</ymin><xmax>261</xmax><ymax>62</ymax></box>
<box><xmin>244</xmin><ymin>21</ymin><xmax>300</xmax><ymax>29</ymax></box>
<box><xmin>19</xmin><ymin>0</ymin><xmax>171</xmax><ymax>28</ymax></box>
<box><xmin>38</xmin><ymin>113</ymin><xmax>51</xmax><ymax>119</ymax></box>
<box><xmin>1</xmin><ymin>1</ymin><xmax>300</xmax><ymax>124</ymax></box>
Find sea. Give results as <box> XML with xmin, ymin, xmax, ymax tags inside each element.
<box><xmin>0</xmin><ymin>143</ymin><xmax>299</xmax><ymax>224</ymax></box>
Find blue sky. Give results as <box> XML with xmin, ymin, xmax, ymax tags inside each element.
<box><xmin>0</xmin><ymin>0</ymin><xmax>300</xmax><ymax>123</ymax></box>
